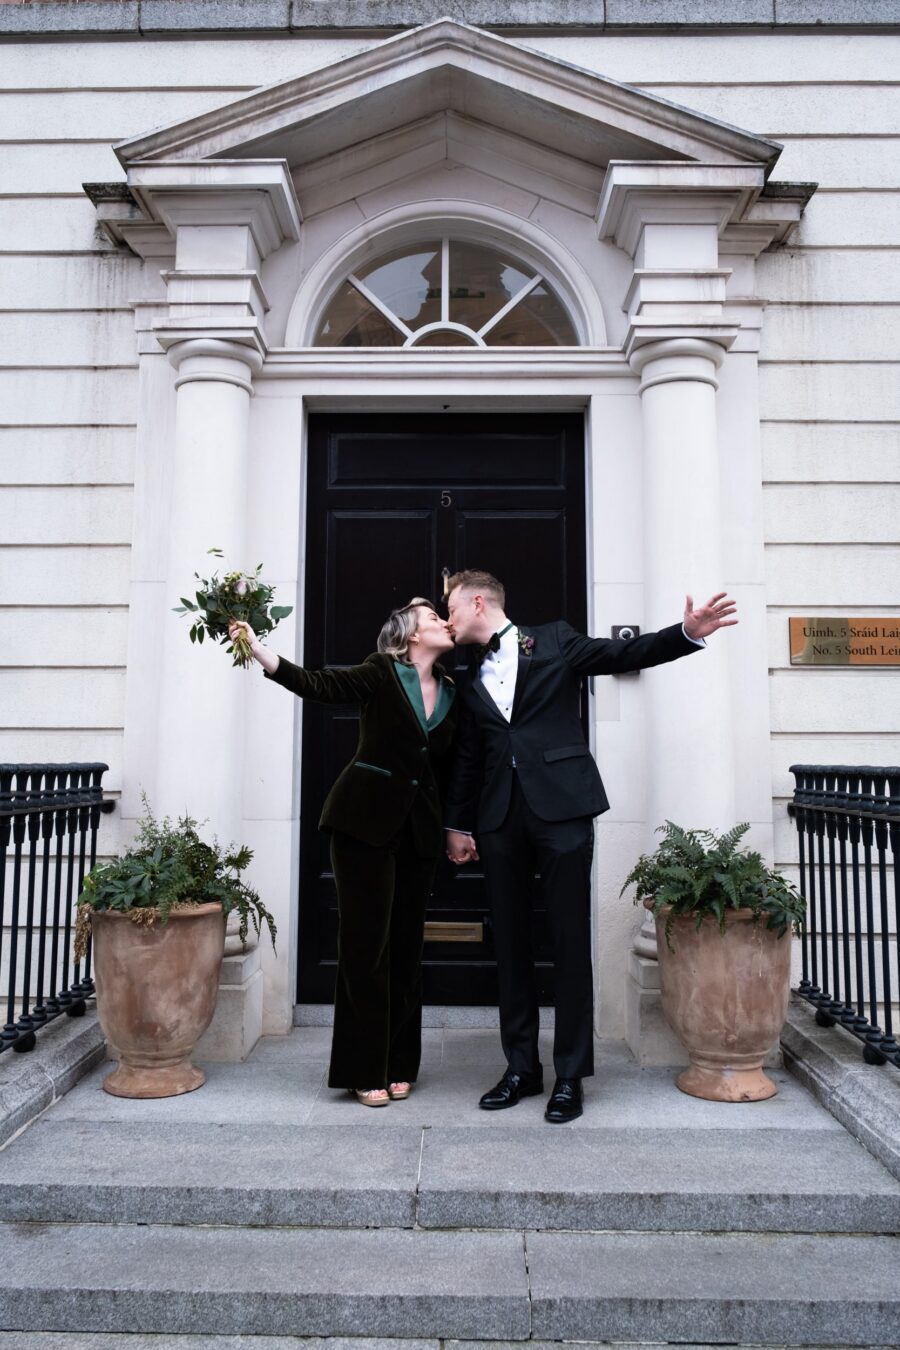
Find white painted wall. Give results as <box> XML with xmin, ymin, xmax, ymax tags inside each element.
<box><xmin>1</xmin><ymin>26</ymin><xmax>897</xmax><ymax>1028</ymax></box>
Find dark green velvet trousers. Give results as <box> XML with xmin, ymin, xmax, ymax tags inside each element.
<box><xmin>327</xmin><ymin>820</ymin><xmax>437</xmax><ymax>1090</ymax></box>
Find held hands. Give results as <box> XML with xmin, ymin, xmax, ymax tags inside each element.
<box><xmin>683</xmin><ymin>592</ymin><xmax>738</xmax><ymax>641</ymax></box>
<box><xmin>446</xmin><ymin>830</ymin><xmax>479</xmax><ymax>865</ymax></box>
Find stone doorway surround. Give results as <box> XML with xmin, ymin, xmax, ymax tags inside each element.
<box><xmin>85</xmin><ymin>18</ymin><xmax>813</xmax><ymax>1059</ymax></box>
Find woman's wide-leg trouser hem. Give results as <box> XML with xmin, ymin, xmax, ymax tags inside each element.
<box><xmin>326</xmin><ymin>826</ymin><xmax>434</xmax><ymax>1090</ymax></box>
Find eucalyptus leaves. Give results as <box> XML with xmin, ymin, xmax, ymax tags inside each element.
<box><xmin>174</xmin><ymin>549</ymin><xmax>293</xmax><ymax>668</ymax></box>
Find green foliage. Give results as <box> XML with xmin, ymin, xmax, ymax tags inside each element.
<box><xmin>75</xmin><ymin>798</ymin><xmax>277</xmax><ymax>959</ymax></box>
<box><xmin>620</xmin><ymin>821</ymin><xmax>805</xmax><ymax>950</ymax></box>
<box><xmin>173</xmin><ymin>549</ymin><xmax>292</xmax><ymax>667</ymax></box>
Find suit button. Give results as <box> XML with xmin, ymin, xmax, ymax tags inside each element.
<box><xmin>411</xmin><ymin>779</ymin><xmax>419</xmax><ymax>787</ymax></box>
<box><xmin>420</xmin><ymin>747</ymin><xmax>428</xmax><ymax>755</ymax></box>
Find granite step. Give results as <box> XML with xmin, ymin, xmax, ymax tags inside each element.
<box><xmin>1</xmin><ymin>1118</ymin><xmax>898</xmax><ymax>1234</ymax></box>
<box><xmin>0</xmin><ymin>1341</ymin><xmax>894</xmax><ymax>1350</ymax></box>
<box><xmin>0</xmin><ymin>1223</ymin><xmax>897</xmax><ymax>1345</ymax></box>
<box><xmin>526</xmin><ymin>1230</ymin><xmax>900</xmax><ymax>1346</ymax></box>
<box><xmin>416</xmin><ymin>1122</ymin><xmax>900</xmax><ymax>1233</ymax></box>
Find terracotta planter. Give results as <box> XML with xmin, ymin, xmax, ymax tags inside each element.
<box><xmin>92</xmin><ymin>902</ymin><xmax>225</xmax><ymax>1099</ymax></box>
<box><xmin>650</xmin><ymin>901</ymin><xmax>792</xmax><ymax>1102</ymax></box>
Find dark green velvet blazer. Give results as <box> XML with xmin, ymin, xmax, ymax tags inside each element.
<box><xmin>265</xmin><ymin>652</ymin><xmax>457</xmax><ymax>857</ymax></box>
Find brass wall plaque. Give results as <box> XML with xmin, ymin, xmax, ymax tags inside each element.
<box><xmin>789</xmin><ymin>617</ymin><xmax>900</xmax><ymax>667</ymax></box>
<box><xmin>424</xmin><ymin>921</ymin><xmax>484</xmax><ymax>943</ymax></box>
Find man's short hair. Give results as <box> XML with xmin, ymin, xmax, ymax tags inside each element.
<box><xmin>447</xmin><ymin>570</ymin><xmax>506</xmax><ymax>609</ymax></box>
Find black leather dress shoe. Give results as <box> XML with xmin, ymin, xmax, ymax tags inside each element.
<box><xmin>544</xmin><ymin>1077</ymin><xmax>583</xmax><ymax>1123</ymax></box>
<box><xmin>478</xmin><ymin>1068</ymin><xmax>544</xmax><ymax>1110</ymax></box>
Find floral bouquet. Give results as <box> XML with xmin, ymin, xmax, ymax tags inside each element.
<box><xmin>174</xmin><ymin>549</ymin><xmax>293</xmax><ymax>668</ymax></box>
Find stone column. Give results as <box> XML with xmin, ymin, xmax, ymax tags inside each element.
<box><xmin>153</xmin><ymin>337</ymin><xmax>263</xmax><ymax>838</ymax></box>
<box><xmin>107</xmin><ymin>162</ymin><xmax>301</xmax><ymax>1059</ymax></box>
<box><xmin>597</xmin><ymin>164</ymin><xmax>752</xmax><ymax>1062</ymax></box>
<box><xmin>148</xmin><ymin>333</ymin><xmax>268</xmax><ymax>1065</ymax></box>
<box><xmin>114</xmin><ymin>161</ymin><xmax>300</xmax><ymax>843</ymax></box>
<box><xmin>632</xmin><ymin>336</ymin><xmax>736</xmax><ymax>835</ymax></box>
<box><xmin>624</xmin><ymin>337</ymin><xmax>738</xmax><ymax>1063</ymax></box>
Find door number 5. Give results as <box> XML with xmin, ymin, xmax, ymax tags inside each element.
<box><xmin>440</xmin><ymin>490</ymin><xmax>452</xmax><ymax>507</ymax></box>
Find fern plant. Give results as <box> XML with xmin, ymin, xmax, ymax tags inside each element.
<box><xmin>75</xmin><ymin>799</ymin><xmax>277</xmax><ymax>960</ymax></box>
<box><xmin>620</xmin><ymin>821</ymin><xmax>805</xmax><ymax>950</ymax></box>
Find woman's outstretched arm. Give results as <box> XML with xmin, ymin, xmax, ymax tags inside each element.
<box><xmin>229</xmin><ymin>620</ymin><xmax>385</xmax><ymax>704</ymax></box>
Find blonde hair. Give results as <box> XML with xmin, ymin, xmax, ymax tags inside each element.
<box><xmin>377</xmin><ymin>597</ymin><xmax>436</xmax><ymax>664</ymax></box>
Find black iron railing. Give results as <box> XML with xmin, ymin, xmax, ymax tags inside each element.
<box><xmin>0</xmin><ymin>764</ymin><xmax>115</xmax><ymax>1054</ymax></box>
<box><xmin>789</xmin><ymin>765</ymin><xmax>900</xmax><ymax>1068</ymax></box>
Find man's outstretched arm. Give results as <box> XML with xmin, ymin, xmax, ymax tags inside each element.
<box><xmin>560</xmin><ymin>592</ymin><xmax>738</xmax><ymax>677</ymax></box>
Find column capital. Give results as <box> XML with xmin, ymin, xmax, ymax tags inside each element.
<box><xmin>162</xmin><ymin>335</ymin><xmax>265</xmax><ymax>394</ymax></box>
<box><xmin>625</xmin><ymin>317</ymin><xmax>739</xmax><ymax>367</ymax></box>
<box><xmin>629</xmin><ymin>337</ymin><xmax>728</xmax><ymax>393</ymax></box>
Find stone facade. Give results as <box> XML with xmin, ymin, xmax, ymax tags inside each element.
<box><xmin>0</xmin><ymin>3</ymin><xmax>897</xmax><ymax>1054</ymax></box>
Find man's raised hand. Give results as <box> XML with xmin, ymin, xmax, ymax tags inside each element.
<box><xmin>683</xmin><ymin>592</ymin><xmax>738</xmax><ymax>641</ymax></box>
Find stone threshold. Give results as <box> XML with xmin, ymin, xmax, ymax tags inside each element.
<box><xmin>294</xmin><ymin>1003</ymin><xmax>554</xmax><ymax>1028</ymax></box>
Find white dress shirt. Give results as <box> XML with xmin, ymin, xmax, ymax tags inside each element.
<box><xmin>479</xmin><ymin>623</ymin><xmax>520</xmax><ymax>721</ymax></box>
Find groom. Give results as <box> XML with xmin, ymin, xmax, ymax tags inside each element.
<box><xmin>444</xmin><ymin>570</ymin><xmax>737</xmax><ymax>1123</ymax></box>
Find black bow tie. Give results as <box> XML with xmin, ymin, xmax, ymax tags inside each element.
<box><xmin>474</xmin><ymin>633</ymin><xmax>500</xmax><ymax>664</ymax></box>
<box><xmin>475</xmin><ymin>624</ymin><xmax>513</xmax><ymax>666</ymax></box>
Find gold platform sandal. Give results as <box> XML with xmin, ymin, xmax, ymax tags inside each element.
<box><xmin>353</xmin><ymin>1088</ymin><xmax>390</xmax><ymax>1107</ymax></box>
<box><xmin>388</xmin><ymin>1081</ymin><xmax>411</xmax><ymax>1100</ymax></box>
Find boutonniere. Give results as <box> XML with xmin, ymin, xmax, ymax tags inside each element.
<box><xmin>517</xmin><ymin>632</ymin><xmax>535</xmax><ymax>656</ymax></box>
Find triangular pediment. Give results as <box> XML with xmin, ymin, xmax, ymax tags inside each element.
<box><xmin>114</xmin><ymin>17</ymin><xmax>782</xmax><ymax>177</ymax></box>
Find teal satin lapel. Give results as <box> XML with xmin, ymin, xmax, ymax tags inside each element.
<box><xmin>392</xmin><ymin>661</ymin><xmax>455</xmax><ymax>735</ymax></box>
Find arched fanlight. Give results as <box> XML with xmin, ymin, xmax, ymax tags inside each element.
<box><xmin>314</xmin><ymin>237</ymin><xmax>578</xmax><ymax>348</ymax></box>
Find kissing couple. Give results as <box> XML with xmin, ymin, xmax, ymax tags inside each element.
<box><xmin>229</xmin><ymin>569</ymin><xmax>735</xmax><ymax>1120</ymax></box>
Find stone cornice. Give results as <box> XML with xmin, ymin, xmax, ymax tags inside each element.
<box><xmin>598</xmin><ymin>162</ymin><xmax>763</xmax><ymax>255</ymax></box>
<box><xmin>84</xmin><ymin>161</ymin><xmax>301</xmax><ymax>261</ymax></box>
<box><xmin>597</xmin><ymin>161</ymin><xmax>814</xmax><ymax>257</ymax></box>
<box><xmin>721</xmin><ymin>183</ymin><xmax>817</xmax><ymax>253</ymax></box>
<box><xmin>127</xmin><ymin>161</ymin><xmax>302</xmax><ymax>253</ymax></box>
<box><xmin>4</xmin><ymin>2</ymin><xmax>898</xmax><ymax>37</ymax></box>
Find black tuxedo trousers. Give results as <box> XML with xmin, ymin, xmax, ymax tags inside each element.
<box><xmin>445</xmin><ymin>620</ymin><xmax>702</xmax><ymax>1079</ymax></box>
<box><xmin>479</xmin><ymin>774</ymin><xmax>595</xmax><ymax>1078</ymax></box>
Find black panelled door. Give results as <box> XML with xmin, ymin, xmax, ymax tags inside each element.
<box><xmin>299</xmin><ymin>413</ymin><xmax>587</xmax><ymax>1005</ymax></box>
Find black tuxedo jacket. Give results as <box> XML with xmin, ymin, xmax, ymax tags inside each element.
<box><xmin>443</xmin><ymin>621</ymin><xmax>700</xmax><ymax>833</ymax></box>
<box><xmin>265</xmin><ymin>652</ymin><xmax>457</xmax><ymax>857</ymax></box>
